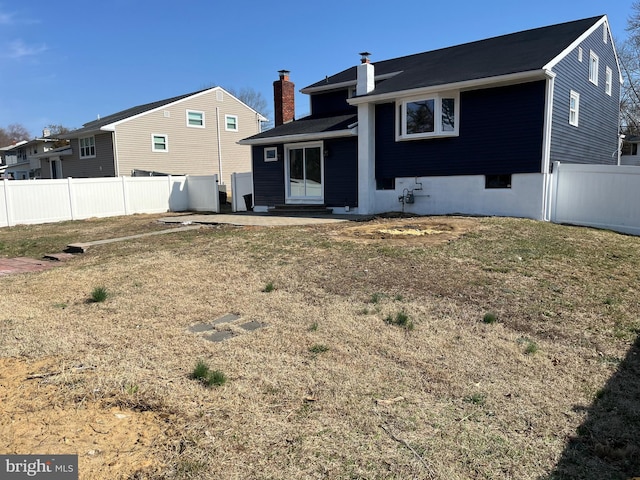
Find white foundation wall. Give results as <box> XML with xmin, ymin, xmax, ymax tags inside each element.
<box><xmin>370</xmin><ymin>173</ymin><xmax>546</xmax><ymax>220</ymax></box>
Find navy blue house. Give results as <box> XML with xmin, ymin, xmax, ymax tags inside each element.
<box><xmin>240</xmin><ymin>15</ymin><xmax>621</xmax><ymax>219</ymax></box>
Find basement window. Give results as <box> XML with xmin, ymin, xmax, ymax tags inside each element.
<box><xmin>376</xmin><ymin>178</ymin><xmax>396</xmax><ymax>190</ymax></box>
<box><xmin>485</xmin><ymin>174</ymin><xmax>511</xmax><ymax>189</ymax></box>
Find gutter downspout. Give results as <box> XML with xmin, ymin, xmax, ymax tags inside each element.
<box><xmin>216</xmin><ymin>106</ymin><xmax>223</xmax><ymax>186</ymax></box>
<box><xmin>541</xmin><ymin>70</ymin><xmax>556</xmax><ymax>221</ymax></box>
<box><xmin>112</xmin><ymin>130</ymin><xmax>120</xmax><ymax>177</ymax></box>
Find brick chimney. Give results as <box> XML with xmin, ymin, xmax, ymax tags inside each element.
<box><xmin>274</xmin><ymin>70</ymin><xmax>295</xmax><ymax>126</ymax></box>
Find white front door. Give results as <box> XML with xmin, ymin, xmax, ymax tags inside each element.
<box><xmin>285</xmin><ymin>143</ymin><xmax>324</xmax><ymax>204</ymax></box>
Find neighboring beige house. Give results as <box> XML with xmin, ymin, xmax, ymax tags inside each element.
<box><xmin>59</xmin><ymin>87</ymin><xmax>267</xmax><ymax>196</ymax></box>
<box><xmin>620</xmin><ymin>135</ymin><xmax>640</xmax><ymax>166</ymax></box>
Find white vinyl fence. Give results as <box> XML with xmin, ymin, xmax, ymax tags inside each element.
<box><xmin>231</xmin><ymin>172</ymin><xmax>253</xmax><ymax>212</ymax></box>
<box><xmin>549</xmin><ymin>162</ymin><xmax>640</xmax><ymax>236</ymax></box>
<box><xmin>0</xmin><ymin>175</ymin><xmax>219</xmax><ymax>228</ymax></box>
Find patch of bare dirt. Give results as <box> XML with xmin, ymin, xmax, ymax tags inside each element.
<box><xmin>330</xmin><ymin>215</ymin><xmax>481</xmax><ymax>245</ymax></box>
<box><xmin>0</xmin><ymin>357</ymin><xmax>169</xmax><ymax>479</ymax></box>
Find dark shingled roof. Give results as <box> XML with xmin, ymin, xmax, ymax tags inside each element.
<box><xmin>63</xmin><ymin>88</ymin><xmax>213</xmax><ymax>137</ymax></box>
<box><xmin>243</xmin><ymin>15</ymin><xmax>603</xmax><ymax>143</ymax></box>
<box><xmin>242</xmin><ymin>113</ymin><xmax>357</xmax><ymax>142</ymax></box>
<box><xmin>304</xmin><ymin>16</ymin><xmax>603</xmax><ymax>96</ymax></box>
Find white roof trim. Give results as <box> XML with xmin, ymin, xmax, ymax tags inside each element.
<box><xmin>239</xmin><ymin>128</ymin><xmax>356</xmax><ymax>146</ymax></box>
<box><xmin>300</xmin><ymin>71</ymin><xmax>402</xmax><ymax>94</ymax></box>
<box><xmin>544</xmin><ymin>16</ymin><xmax>622</xmax><ymax>83</ymax></box>
<box><xmin>347</xmin><ymin>69</ymin><xmax>549</xmax><ymax>105</ymax></box>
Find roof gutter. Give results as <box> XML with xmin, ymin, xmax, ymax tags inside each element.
<box><xmin>239</xmin><ymin>128</ymin><xmax>356</xmax><ymax>146</ymax></box>
<box><xmin>347</xmin><ymin>69</ymin><xmax>549</xmax><ymax>105</ymax></box>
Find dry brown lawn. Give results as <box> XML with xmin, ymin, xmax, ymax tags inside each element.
<box><xmin>1</xmin><ymin>213</ymin><xmax>639</xmax><ymax>479</ymax></box>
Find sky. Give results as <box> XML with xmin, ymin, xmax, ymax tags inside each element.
<box><xmin>0</xmin><ymin>0</ymin><xmax>635</xmax><ymax>138</ymax></box>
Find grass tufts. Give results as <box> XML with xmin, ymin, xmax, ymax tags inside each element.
<box><xmin>263</xmin><ymin>281</ymin><xmax>275</xmax><ymax>293</ymax></box>
<box><xmin>191</xmin><ymin>360</ymin><xmax>227</xmax><ymax>388</ymax></box>
<box><xmin>90</xmin><ymin>286</ymin><xmax>108</xmax><ymax>303</ymax></box>
<box><xmin>309</xmin><ymin>344</ymin><xmax>330</xmax><ymax>354</ymax></box>
<box><xmin>483</xmin><ymin>312</ymin><xmax>498</xmax><ymax>324</ymax></box>
<box><xmin>385</xmin><ymin>311</ymin><xmax>415</xmax><ymax>330</ymax></box>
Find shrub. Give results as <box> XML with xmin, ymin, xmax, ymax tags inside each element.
<box><xmin>483</xmin><ymin>312</ymin><xmax>497</xmax><ymax>324</ymax></box>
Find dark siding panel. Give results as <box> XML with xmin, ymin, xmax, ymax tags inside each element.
<box><xmin>310</xmin><ymin>90</ymin><xmax>356</xmax><ymax>117</ymax></box>
<box><xmin>63</xmin><ymin>133</ymin><xmax>116</xmax><ymax>178</ymax></box>
<box><xmin>324</xmin><ymin>138</ymin><xmax>358</xmax><ymax>207</ymax></box>
<box><xmin>375</xmin><ymin>81</ymin><xmax>546</xmax><ymax>179</ymax></box>
<box><xmin>252</xmin><ymin>145</ymin><xmax>285</xmax><ymax>206</ymax></box>
<box><xmin>550</xmin><ymin>25</ymin><xmax>620</xmax><ymax>165</ymax></box>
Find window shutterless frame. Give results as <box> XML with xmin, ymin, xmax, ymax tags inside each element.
<box><xmin>225</xmin><ymin>115</ymin><xmax>238</xmax><ymax>132</ymax></box>
<box><xmin>396</xmin><ymin>92</ymin><xmax>459</xmax><ymax>140</ymax></box>
<box><xmin>569</xmin><ymin>91</ymin><xmax>580</xmax><ymax>127</ymax></box>
<box><xmin>152</xmin><ymin>134</ymin><xmax>168</xmax><ymax>152</ymax></box>
<box><xmin>589</xmin><ymin>51</ymin><xmax>599</xmax><ymax>85</ymax></box>
<box><xmin>186</xmin><ymin>110</ymin><xmax>205</xmax><ymax>128</ymax></box>
<box><xmin>79</xmin><ymin>136</ymin><xmax>96</xmax><ymax>158</ymax></box>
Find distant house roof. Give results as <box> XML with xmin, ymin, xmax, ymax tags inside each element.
<box><xmin>63</xmin><ymin>87</ymin><xmax>268</xmax><ymax>138</ymax></box>
<box><xmin>242</xmin><ymin>15</ymin><xmax>605</xmax><ymax>144</ymax></box>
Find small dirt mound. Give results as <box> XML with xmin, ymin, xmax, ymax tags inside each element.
<box><xmin>332</xmin><ymin>216</ymin><xmax>480</xmax><ymax>245</ymax></box>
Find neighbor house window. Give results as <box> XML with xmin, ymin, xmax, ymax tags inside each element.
<box><xmin>603</xmin><ymin>24</ymin><xmax>608</xmax><ymax>44</ymax></box>
<box><xmin>152</xmin><ymin>134</ymin><xmax>168</xmax><ymax>152</ymax></box>
<box><xmin>485</xmin><ymin>174</ymin><xmax>511</xmax><ymax>189</ymax></box>
<box><xmin>589</xmin><ymin>51</ymin><xmax>599</xmax><ymax>85</ymax></box>
<box><xmin>225</xmin><ymin>115</ymin><xmax>238</xmax><ymax>131</ymax></box>
<box><xmin>186</xmin><ymin>110</ymin><xmax>205</xmax><ymax>128</ymax></box>
<box><xmin>79</xmin><ymin>136</ymin><xmax>95</xmax><ymax>158</ymax></box>
<box><xmin>264</xmin><ymin>147</ymin><xmax>278</xmax><ymax>162</ymax></box>
<box><xmin>569</xmin><ymin>91</ymin><xmax>580</xmax><ymax>127</ymax></box>
<box><xmin>605</xmin><ymin>67</ymin><xmax>613</xmax><ymax>96</ymax></box>
<box><xmin>578</xmin><ymin>47</ymin><xmax>583</xmax><ymax>62</ymax></box>
<box><xmin>397</xmin><ymin>93</ymin><xmax>459</xmax><ymax>140</ymax></box>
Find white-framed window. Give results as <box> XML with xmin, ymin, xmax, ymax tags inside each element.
<box><xmin>186</xmin><ymin>110</ymin><xmax>205</xmax><ymax>128</ymax></box>
<box><xmin>605</xmin><ymin>67</ymin><xmax>613</xmax><ymax>96</ymax></box>
<box><xmin>578</xmin><ymin>47</ymin><xmax>583</xmax><ymax>62</ymax></box>
<box><xmin>225</xmin><ymin>115</ymin><xmax>238</xmax><ymax>131</ymax></box>
<box><xmin>396</xmin><ymin>92</ymin><xmax>459</xmax><ymax>140</ymax></box>
<box><xmin>79</xmin><ymin>136</ymin><xmax>95</xmax><ymax>158</ymax></box>
<box><xmin>152</xmin><ymin>134</ymin><xmax>168</xmax><ymax>152</ymax></box>
<box><xmin>264</xmin><ymin>147</ymin><xmax>278</xmax><ymax>162</ymax></box>
<box><xmin>569</xmin><ymin>90</ymin><xmax>580</xmax><ymax>127</ymax></box>
<box><xmin>603</xmin><ymin>24</ymin><xmax>608</xmax><ymax>44</ymax></box>
<box><xmin>589</xmin><ymin>51</ymin><xmax>599</xmax><ymax>85</ymax></box>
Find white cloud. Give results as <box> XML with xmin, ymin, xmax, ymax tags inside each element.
<box><xmin>7</xmin><ymin>39</ymin><xmax>48</xmax><ymax>59</ymax></box>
